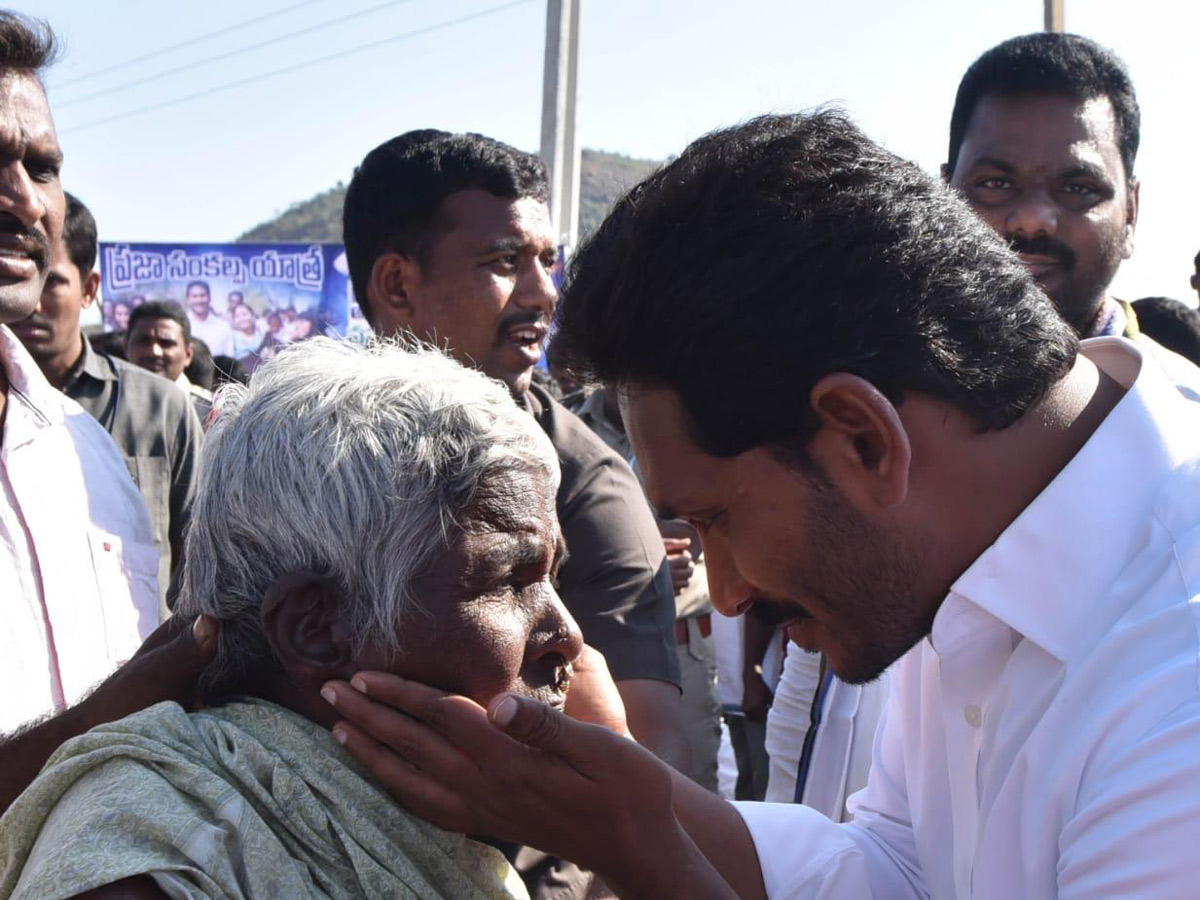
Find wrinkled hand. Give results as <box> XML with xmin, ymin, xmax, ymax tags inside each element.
<box><xmin>664</xmin><ymin>537</ymin><xmax>695</xmax><ymax>594</ymax></box>
<box><xmin>321</xmin><ymin>674</ymin><xmax>681</xmax><ymax>883</ymax></box>
<box><xmin>563</xmin><ymin>644</ymin><xmax>630</xmax><ymax>738</ymax></box>
<box><xmin>741</xmin><ymin>669</ymin><xmax>773</xmax><ymax>724</ymax></box>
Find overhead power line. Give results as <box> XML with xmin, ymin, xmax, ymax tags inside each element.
<box><xmin>61</xmin><ymin>0</ymin><xmax>534</xmax><ymax>135</ymax></box>
<box><xmin>57</xmin><ymin>0</ymin><xmax>423</xmax><ymax>110</ymax></box>
<box><xmin>53</xmin><ymin>0</ymin><xmax>334</xmax><ymax>89</ymax></box>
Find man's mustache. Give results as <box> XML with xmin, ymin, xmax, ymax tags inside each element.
<box><xmin>0</xmin><ymin>216</ymin><xmax>50</xmax><ymax>271</ymax></box>
<box><xmin>1008</xmin><ymin>235</ymin><xmax>1076</xmax><ymax>271</ymax></box>
<box><xmin>749</xmin><ymin>599</ymin><xmax>810</xmax><ymax>629</ymax></box>
<box><xmin>498</xmin><ymin>310</ymin><xmax>551</xmax><ymax>332</ymax></box>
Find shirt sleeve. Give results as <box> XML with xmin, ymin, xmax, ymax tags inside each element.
<box><xmin>1057</xmin><ymin>700</ymin><xmax>1200</xmax><ymax>899</ymax></box>
<box><xmin>734</xmin><ymin>656</ymin><xmax>927</xmax><ymax>899</ymax></box>
<box><xmin>555</xmin><ymin>449</ymin><xmax>681</xmax><ymax>687</ymax></box>
<box><xmin>167</xmin><ymin>387</ymin><xmax>203</xmax><ymax>571</ymax></box>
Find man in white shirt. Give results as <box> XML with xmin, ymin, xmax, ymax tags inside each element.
<box><xmin>0</xmin><ymin>12</ymin><xmax>215</xmax><ymax>814</ymax></box>
<box><xmin>183</xmin><ymin>280</ymin><xmax>234</xmax><ymax>357</ymax></box>
<box><xmin>321</xmin><ymin>110</ymin><xmax>1200</xmax><ymax>900</ymax></box>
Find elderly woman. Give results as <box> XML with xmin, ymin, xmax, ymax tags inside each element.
<box><xmin>0</xmin><ymin>338</ymin><xmax>582</xmax><ymax>900</ymax></box>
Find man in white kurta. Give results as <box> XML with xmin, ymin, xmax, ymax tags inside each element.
<box><xmin>734</xmin><ymin>337</ymin><xmax>1200</xmax><ymax>899</ymax></box>
<box><xmin>1</xmin><ymin>324</ymin><xmax>159</xmax><ymax>735</ymax></box>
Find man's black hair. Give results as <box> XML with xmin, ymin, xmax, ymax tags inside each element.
<box><xmin>185</xmin><ymin>338</ymin><xmax>215</xmax><ymax>392</ymax></box>
<box><xmin>342</xmin><ymin>129</ymin><xmax>549</xmax><ymax>327</ymax></box>
<box><xmin>185</xmin><ymin>280</ymin><xmax>211</xmax><ymax>298</ymax></box>
<box><xmin>1132</xmin><ymin>297</ymin><xmax>1200</xmax><ymax>366</ymax></box>
<box><xmin>0</xmin><ymin>11</ymin><xmax>58</xmax><ymax>79</ymax></box>
<box><xmin>128</xmin><ymin>299</ymin><xmax>191</xmax><ymax>342</ymax></box>
<box><xmin>62</xmin><ymin>192</ymin><xmax>97</xmax><ymax>277</ymax></box>
<box><xmin>1193</xmin><ymin>249</ymin><xmax>1200</xmax><ymax>273</ymax></box>
<box><xmin>554</xmin><ymin>110</ymin><xmax>1078</xmax><ymax>462</ymax></box>
<box><xmin>212</xmin><ymin>354</ymin><xmax>250</xmax><ymax>388</ymax></box>
<box><xmin>947</xmin><ymin>33</ymin><xmax>1140</xmax><ymax>183</ymax></box>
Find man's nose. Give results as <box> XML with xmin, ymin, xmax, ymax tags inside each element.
<box><xmin>514</xmin><ymin>257</ymin><xmax>558</xmax><ymax>318</ymax></box>
<box><xmin>1005</xmin><ymin>188</ymin><xmax>1058</xmax><ymax>240</ymax></box>
<box><xmin>700</xmin><ymin>533</ymin><xmax>755</xmax><ymax>618</ymax></box>
<box><xmin>0</xmin><ymin>161</ymin><xmax>48</xmax><ymax>228</ymax></box>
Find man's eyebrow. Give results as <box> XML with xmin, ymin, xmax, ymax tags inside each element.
<box><xmin>480</xmin><ymin>235</ymin><xmax>527</xmax><ymax>255</ymax></box>
<box><xmin>1060</xmin><ymin>162</ymin><xmax>1110</xmax><ymax>182</ymax></box>
<box><xmin>965</xmin><ymin>155</ymin><xmax>1014</xmax><ymax>173</ymax></box>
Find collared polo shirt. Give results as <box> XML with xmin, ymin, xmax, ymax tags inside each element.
<box><xmin>524</xmin><ymin>384</ymin><xmax>679</xmax><ymax>687</ymax></box>
<box><xmin>63</xmin><ymin>334</ymin><xmax>203</xmax><ymax>616</ymax></box>
<box><xmin>734</xmin><ymin>338</ymin><xmax>1200</xmax><ymax>899</ymax></box>
<box><xmin>0</xmin><ymin>326</ymin><xmax>159</xmax><ymax>734</ymax></box>
<box><xmin>568</xmin><ymin>387</ymin><xmax>712</xmax><ymax>623</ymax></box>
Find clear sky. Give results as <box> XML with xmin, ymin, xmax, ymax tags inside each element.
<box><xmin>18</xmin><ymin>0</ymin><xmax>1200</xmax><ymax>303</ymax></box>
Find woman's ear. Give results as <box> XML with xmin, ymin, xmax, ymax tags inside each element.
<box><xmin>807</xmin><ymin>373</ymin><xmax>911</xmax><ymax>510</ymax></box>
<box><xmin>260</xmin><ymin>574</ymin><xmax>354</xmax><ymax>688</ymax></box>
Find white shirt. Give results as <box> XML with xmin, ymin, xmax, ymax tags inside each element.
<box><xmin>0</xmin><ymin>326</ymin><xmax>159</xmax><ymax>734</ymax></box>
<box><xmin>734</xmin><ymin>338</ymin><xmax>1200</xmax><ymax>899</ymax></box>
<box><xmin>187</xmin><ymin>311</ymin><xmax>234</xmax><ymax>357</ymax></box>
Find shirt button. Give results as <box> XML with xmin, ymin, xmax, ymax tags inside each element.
<box><xmin>964</xmin><ymin>704</ymin><xmax>983</xmax><ymax>728</ymax></box>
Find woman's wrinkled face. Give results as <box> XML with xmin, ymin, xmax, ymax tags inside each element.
<box><xmin>365</xmin><ymin>468</ymin><xmax>582</xmax><ymax>710</ymax></box>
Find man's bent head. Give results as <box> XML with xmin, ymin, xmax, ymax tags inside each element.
<box><xmin>553</xmin><ymin>110</ymin><xmax>1077</xmax><ymax>683</ymax></box>
<box><xmin>176</xmin><ymin>338</ymin><xmax>582</xmax><ymax>711</ymax></box>
<box><xmin>342</xmin><ymin>130</ymin><xmax>557</xmax><ymax>396</ymax></box>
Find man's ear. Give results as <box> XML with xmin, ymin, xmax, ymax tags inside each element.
<box><xmin>81</xmin><ymin>271</ymin><xmax>100</xmax><ymax>309</ymax></box>
<box><xmin>1121</xmin><ymin>178</ymin><xmax>1140</xmax><ymax>260</ymax></box>
<box><xmin>260</xmin><ymin>573</ymin><xmax>355</xmax><ymax>687</ymax></box>
<box><xmin>806</xmin><ymin>373</ymin><xmax>911</xmax><ymax>509</ymax></box>
<box><xmin>367</xmin><ymin>252</ymin><xmax>420</xmax><ymax>334</ymax></box>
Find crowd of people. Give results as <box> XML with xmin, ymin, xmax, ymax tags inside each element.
<box><xmin>1</xmin><ymin>9</ymin><xmax>1199</xmax><ymax>900</ymax></box>
<box><xmin>102</xmin><ymin>284</ymin><xmax>329</xmax><ymax>378</ymax></box>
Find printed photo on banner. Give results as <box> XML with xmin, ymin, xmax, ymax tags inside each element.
<box><xmin>98</xmin><ymin>242</ymin><xmax>371</xmax><ymax>372</ymax></box>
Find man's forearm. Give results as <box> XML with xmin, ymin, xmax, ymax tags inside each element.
<box><xmin>667</xmin><ymin>766</ymin><xmax>769</xmax><ymax>900</ymax></box>
<box><xmin>0</xmin><ymin>692</ymin><xmax>105</xmax><ymax>812</ymax></box>
<box><xmin>1</xmin><ymin>615</ymin><xmax>216</xmax><ymax>813</ymax></box>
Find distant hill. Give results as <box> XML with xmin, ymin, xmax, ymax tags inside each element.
<box><xmin>236</xmin><ymin>149</ymin><xmax>661</xmax><ymax>245</ymax></box>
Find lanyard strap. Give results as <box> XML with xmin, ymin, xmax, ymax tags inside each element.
<box><xmin>793</xmin><ymin>654</ymin><xmax>834</xmax><ymax>804</ymax></box>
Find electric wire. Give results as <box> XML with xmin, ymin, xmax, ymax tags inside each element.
<box><xmin>56</xmin><ymin>0</ymin><xmax>423</xmax><ymax>109</ymax></box>
<box><xmin>52</xmin><ymin>0</ymin><xmax>334</xmax><ymax>89</ymax></box>
<box><xmin>61</xmin><ymin>0</ymin><xmax>534</xmax><ymax>135</ymax></box>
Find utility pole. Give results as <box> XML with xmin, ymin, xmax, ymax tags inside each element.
<box><xmin>540</xmin><ymin>0</ymin><xmax>582</xmax><ymax>253</ymax></box>
<box><xmin>1044</xmin><ymin>0</ymin><xmax>1065</xmax><ymax>31</ymax></box>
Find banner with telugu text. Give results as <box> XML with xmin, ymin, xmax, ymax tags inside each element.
<box><xmin>98</xmin><ymin>241</ymin><xmax>370</xmax><ymax>370</ymax></box>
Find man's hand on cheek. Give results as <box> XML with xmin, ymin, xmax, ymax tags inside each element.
<box><xmin>563</xmin><ymin>644</ymin><xmax>630</xmax><ymax>737</ymax></box>
<box><xmin>319</xmin><ymin>672</ymin><xmax>688</xmax><ymax>896</ymax></box>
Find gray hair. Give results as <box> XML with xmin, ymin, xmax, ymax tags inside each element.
<box><xmin>176</xmin><ymin>337</ymin><xmax>560</xmax><ymax>696</ymax></box>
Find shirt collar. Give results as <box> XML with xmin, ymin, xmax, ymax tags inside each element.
<box><xmin>62</xmin><ymin>333</ymin><xmax>117</xmax><ymax>391</ymax></box>
<box><xmin>0</xmin><ymin>324</ymin><xmax>65</xmax><ymax>443</ymax></box>
<box><xmin>575</xmin><ymin>388</ymin><xmax>607</xmax><ymax>424</ymax></box>
<box><xmin>941</xmin><ymin>338</ymin><xmax>1199</xmax><ymax>663</ymax></box>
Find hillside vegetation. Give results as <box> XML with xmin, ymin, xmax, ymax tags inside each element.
<box><xmin>237</xmin><ymin>149</ymin><xmax>661</xmax><ymax>244</ymax></box>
